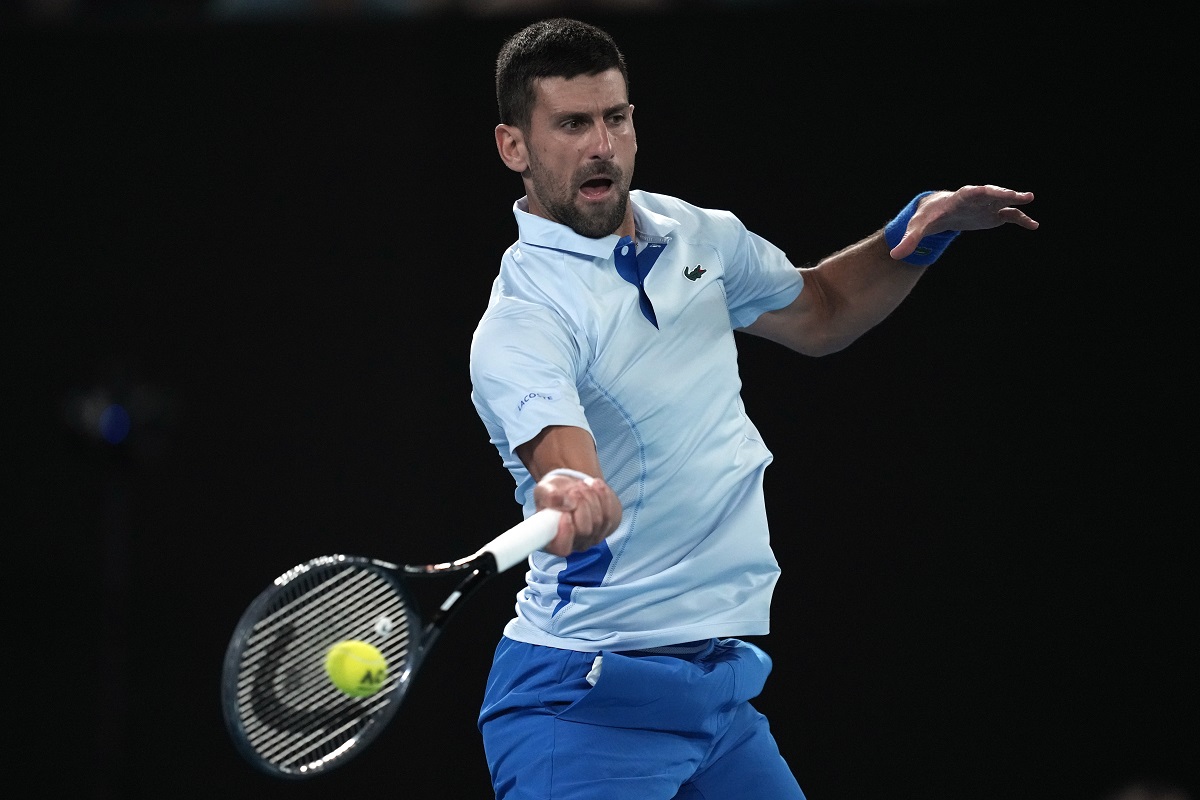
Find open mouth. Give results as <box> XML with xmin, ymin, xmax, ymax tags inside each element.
<box><xmin>579</xmin><ymin>177</ymin><xmax>614</xmax><ymax>200</ymax></box>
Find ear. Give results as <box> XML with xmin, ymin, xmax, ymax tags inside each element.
<box><xmin>495</xmin><ymin>124</ymin><xmax>529</xmax><ymax>174</ymax></box>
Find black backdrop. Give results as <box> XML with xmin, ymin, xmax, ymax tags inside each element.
<box><xmin>4</xmin><ymin>4</ymin><xmax>1195</xmax><ymax>799</ymax></box>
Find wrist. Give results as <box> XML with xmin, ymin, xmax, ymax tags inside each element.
<box><xmin>885</xmin><ymin>191</ymin><xmax>960</xmax><ymax>266</ymax></box>
<box><xmin>543</xmin><ymin>467</ymin><xmax>595</xmax><ymax>485</ymax></box>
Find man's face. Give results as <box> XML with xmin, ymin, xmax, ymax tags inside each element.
<box><xmin>517</xmin><ymin>69</ymin><xmax>636</xmax><ymax>239</ymax></box>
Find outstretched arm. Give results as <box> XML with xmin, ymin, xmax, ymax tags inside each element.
<box><xmin>744</xmin><ymin>184</ymin><xmax>1038</xmax><ymax>356</ymax></box>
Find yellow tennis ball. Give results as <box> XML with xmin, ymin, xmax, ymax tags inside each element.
<box><xmin>324</xmin><ymin>640</ymin><xmax>388</xmax><ymax>697</ymax></box>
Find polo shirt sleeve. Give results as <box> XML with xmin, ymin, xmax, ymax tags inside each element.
<box><xmin>720</xmin><ymin>217</ymin><xmax>805</xmax><ymax>330</ymax></box>
<box><xmin>469</xmin><ymin>295</ymin><xmax>592</xmax><ymax>457</ymax></box>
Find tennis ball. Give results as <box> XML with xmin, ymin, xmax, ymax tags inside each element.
<box><xmin>324</xmin><ymin>640</ymin><xmax>388</xmax><ymax>697</ymax></box>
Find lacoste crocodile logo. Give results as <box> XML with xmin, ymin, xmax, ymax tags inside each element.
<box><xmin>684</xmin><ymin>265</ymin><xmax>706</xmax><ymax>281</ymax></box>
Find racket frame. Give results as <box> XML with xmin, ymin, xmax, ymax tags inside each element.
<box><xmin>221</xmin><ymin>509</ymin><xmax>561</xmax><ymax>779</ymax></box>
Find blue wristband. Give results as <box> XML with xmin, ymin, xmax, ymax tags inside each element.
<box><xmin>884</xmin><ymin>191</ymin><xmax>961</xmax><ymax>266</ymax></box>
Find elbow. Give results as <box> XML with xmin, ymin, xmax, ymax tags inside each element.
<box><xmin>794</xmin><ymin>330</ymin><xmax>857</xmax><ymax>358</ymax></box>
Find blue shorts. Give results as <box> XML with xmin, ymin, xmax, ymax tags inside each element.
<box><xmin>478</xmin><ymin>636</ymin><xmax>805</xmax><ymax>800</ymax></box>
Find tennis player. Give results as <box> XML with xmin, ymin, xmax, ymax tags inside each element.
<box><xmin>469</xmin><ymin>17</ymin><xmax>1038</xmax><ymax>799</ymax></box>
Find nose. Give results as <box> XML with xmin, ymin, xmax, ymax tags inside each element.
<box><xmin>588</xmin><ymin>120</ymin><xmax>615</xmax><ymax>160</ymax></box>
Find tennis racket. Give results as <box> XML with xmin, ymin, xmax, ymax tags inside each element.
<box><xmin>220</xmin><ymin>508</ymin><xmax>561</xmax><ymax>779</ymax></box>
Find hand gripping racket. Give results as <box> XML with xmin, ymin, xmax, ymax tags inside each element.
<box><xmin>220</xmin><ymin>509</ymin><xmax>561</xmax><ymax>779</ymax></box>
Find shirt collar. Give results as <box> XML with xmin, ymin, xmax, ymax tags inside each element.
<box><xmin>513</xmin><ymin>194</ymin><xmax>679</xmax><ymax>258</ymax></box>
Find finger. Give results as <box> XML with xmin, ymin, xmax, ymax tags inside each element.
<box><xmin>563</xmin><ymin>482</ymin><xmax>612</xmax><ymax>551</ymax></box>
<box><xmin>545</xmin><ymin>513</ymin><xmax>576</xmax><ymax>556</ymax></box>
<box><xmin>538</xmin><ymin>491</ymin><xmax>575</xmax><ymax>515</ymax></box>
<box><xmin>888</xmin><ymin>228</ymin><xmax>922</xmax><ymax>261</ymax></box>
<box><xmin>578</xmin><ymin>484</ymin><xmax>612</xmax><ymax>548</ymax></box>
<box><xmin>584</xmin><ymin>478</ymin><xmax>619</xmax><ymax>533</ymax></box>
<box><xmin>980</xmin><ymin>189</ymin><xmax>1035</xmax><ymax>213</ymax></box>
<box><xmin>998</xmin><ymin>207</ymin><xmax>1040</xmax><ymax>229</ymax></box>
<box><xmin>564</xmin><ymin>493</ymin><xmax>592</xmax><ymax>547</ymax></box>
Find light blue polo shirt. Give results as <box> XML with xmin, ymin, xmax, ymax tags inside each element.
<box><xmin>470</xmin><ymin>190</ymin><xmax>805</xmax><ymax>652</ymax></box>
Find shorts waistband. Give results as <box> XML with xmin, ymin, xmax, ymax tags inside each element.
<box><xmin>614</xmin><ymin>638</ymin><xmax>714</xmax><ymax>657</ymax></box>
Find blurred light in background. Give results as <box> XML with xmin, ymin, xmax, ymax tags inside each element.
<box><xmin>8</xmin><ymin>0</ymin><xmax>799</xmax><ymax>26</ymax></box>
<box><xmin>62</xmin><ymin>363</ymin><xmax>177</xmax><ymax>463</ymax></box>
<box><xmin>98</xmin><ymin>403</ymin><xmax>132</xmax><ymax>445</ymax></box>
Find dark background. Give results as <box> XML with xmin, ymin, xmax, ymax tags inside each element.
<box><xmin>4</xmin><ymin>3</ymin><xmax>1194</xmax><ymax>799</ymax></box>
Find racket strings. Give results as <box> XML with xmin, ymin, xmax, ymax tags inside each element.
<box><xmin>231</xmin><ymin>562</ymin><xmax>415</xmax><ymax>774</ymax></box>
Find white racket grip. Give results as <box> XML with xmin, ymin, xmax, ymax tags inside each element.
<box><xmin>477</xmin><ymin>509</ymin><xmax>562</xmax><ymax>573</ymax></box>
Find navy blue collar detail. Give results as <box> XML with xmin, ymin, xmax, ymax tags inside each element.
<box><xmin>614</xmin><ymin>235</ymin><xmax>667</xmax><ymax>328</ymax></box>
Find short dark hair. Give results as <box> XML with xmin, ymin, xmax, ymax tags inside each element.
<box><xmin>495</xmin><ymin>18</ymin><xmax>630</xmax><ymax>130</ymax></box>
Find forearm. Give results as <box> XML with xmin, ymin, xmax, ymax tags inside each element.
<box><xmin>748</xmin><ymin>229</ymin><xmax>926</xmax><ymax>356</ymax></box>
<box><xmin>797</xmin><ymin>229</ymin><xmax>927</xmax><ymax>354</ymax></box>
<box><xmin>515</xmin><ymin>424</ymin><xmax>604</xmax><ymax>482</ymax></box>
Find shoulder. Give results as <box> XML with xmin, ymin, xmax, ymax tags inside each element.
<box><xmin>632</xmin><ymin>190</ymin><xmax>747</xmax><ymax>241</ymax></box>
<box><xmin>471</xmin><ymin>292</ymin><xmax>582</xmax><ymax>377</ymax></box>
<box><xmin>473</xmin><ymin>253</ymin><xmax>583</xmax><ymax>363</ymax></box>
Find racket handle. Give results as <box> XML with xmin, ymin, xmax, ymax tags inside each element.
<box><xmin>477</xmin><ymin>509</ymin><xmax>562</xmax><ymax>572</ymax></box>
